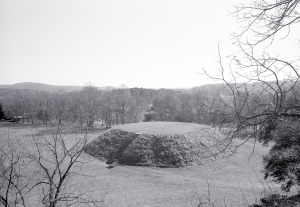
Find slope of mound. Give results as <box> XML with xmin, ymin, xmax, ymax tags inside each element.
<box><xmin>84</xmin><ymin>122</ymin><xmax>235</xmax><ymax>167</ymax></box>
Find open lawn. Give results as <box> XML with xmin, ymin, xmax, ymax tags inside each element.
<box><xmin>0</xmin><ymin>122</ymin><xmax>282</xmax><ymax>207</ymax></box>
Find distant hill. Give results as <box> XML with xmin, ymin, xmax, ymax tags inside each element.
<box><xmin>0</xmin><ymin>82</ymin><xmax>116</xmax><ymax>92</ymax></box>
<box><xmin>191</xmin><ymin>80</ymin><xmax>293</xmax><ymax>92</ymax></box>
<box><xmin>190</xmin><ymin>83</ymin><xmax>225</xmax><ymax>92</ymax></box>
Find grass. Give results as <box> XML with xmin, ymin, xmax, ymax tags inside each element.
<box><xmin>0</xmin><ymin>122</ymin><xmax>283</xmax><ymax>207</ymax></box>
<box><xmin>113</xmin><ymin>121</ymin><xmax>216</xmax><ymax>135</ymax></box>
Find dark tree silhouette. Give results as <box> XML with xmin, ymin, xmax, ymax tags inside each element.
<box><xmin>0</xmin><ymin>103</ymin><xmax>5</xmax><ymax>121</ymax></box>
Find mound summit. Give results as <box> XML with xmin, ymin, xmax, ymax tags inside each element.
<box><xmin>84</xmin><ymin>122</ymin><xmax>234</xmax><ymax>167</ymax></box>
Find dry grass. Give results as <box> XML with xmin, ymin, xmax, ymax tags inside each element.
<box><xmin>113</xmin><ymin>121</ymin><xmax>215</xmax><ymax>135</ymax></box>
<box><xmin>0</xmin><ymin>122</ymin><xmax>282</xmax><ymax>207</ymax></box>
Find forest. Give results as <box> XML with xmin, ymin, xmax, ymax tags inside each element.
<box><xmin>0</xmin><ymin>84</ymin><xmax>225</xmax><ymax>129</ymax></box>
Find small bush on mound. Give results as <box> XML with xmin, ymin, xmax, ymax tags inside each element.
<box><xmin>84</xmin><ymin>125</ymin><xmax>235</xmax><ymax>167</ymax></box>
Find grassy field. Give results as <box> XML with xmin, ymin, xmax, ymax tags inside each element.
<box><xmin>0</xmin><ymin>122</ymin><xmax>283</xmax><ymax>207</ymax></box>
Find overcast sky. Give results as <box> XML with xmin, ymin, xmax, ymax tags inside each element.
<box><xmin>0</xmin><ymin>0</ymin><xmax>298</xmax><ymax>88</ymax></box>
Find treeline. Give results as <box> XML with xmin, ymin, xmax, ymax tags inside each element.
<box><xmin>2</xmin><ymin>82</ymin><xmax>298</xmax><ymax>130</ymax></box>
<box><xmin>146</xmin><ymin>87</ymin><xmax>225</xmax><ymax>126</ymax></box>
<box><xmin>0</xmin><ymin>86</ymin><xmax>153</xmax><ymax>128</ymax></box>
<box><xmin>0</xmin><ymin>85</ymin><xmax>228</xmax><ymax>128</ymax></box>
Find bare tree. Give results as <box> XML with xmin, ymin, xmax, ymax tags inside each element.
<box><xmin>37</xmin><ymin>92</ymin><xmax>53</xmax><ymax>126</ymax></box>
<box><xmin>203</xmin><ymin>0</ymin><xmax>300</xmax><ymax>196</ymax></box>
<box><xmin>127</xmin><ymin>96</ymin><xmax>147</xmax><ymax>123</ymax></box>
<box><xmin>192</xmin><ymin>89</ymin><xmax>208</xmax><ymax>124</ymax></box>
<box><xmin>177</xmin><ymin>93</ymin><xmax>194</xmax><ymax>123</ymax></box>
<box><xmin>152</xmin><ymin>94</ymin><xmax>179</xmax><ymax>121</ymax></box>
<box><xmin>0</xmin><ymin>125</ymin><xmax>102</xmax><ymax>207</ymax></box>
<box><xmin>203</xmin><ymin>0</ymin><xmax>300</xmax><ymax>140</ymax></box>
<box><xmin>80</xmin><ymin>84</ymin><xmax>101</xmax><ymax>129</ymax></box>
<box><xmin>53</xmin><ymin>93</ymin><xmax>69</xmax><ymax>126</ymax></box>
<box><xmin>29</xmin><ymin>126</ymin><xmax>101</xmax><ymax>207</ymax></box>
<box><xmin>0</xmin><ymin>138</ymin><xmax>31</xmax><ymax>207</ymax></box>
<box><xmin>233</xmin><ymin>0</ymin><xmax>300</xmax><ymax>45</ymax></box>
<box><xmin>112</xmin><ymin>89</ymin><xmax>131</xmax><ymax>125</ymax></box>
<box><xmin>101</xmin><ymin>91</ymin><xmax>113</xmax><ymax>129</ymax></box>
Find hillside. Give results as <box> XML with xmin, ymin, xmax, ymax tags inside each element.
<box><xmin>0</xmin><ymin>82</ymin><xmax>116</xmax><ymax>92</ymax></box>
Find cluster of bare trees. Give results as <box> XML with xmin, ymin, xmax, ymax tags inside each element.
<box><xmin>201</xmin><ymin>0</ymin><xmax>300</xmax><ymax>140</ymax></box>
<box><xmin>148</xmin><ymin>86</ymin><xmax>231</xmax><ymax>126</ymax></box>
<box><xmin>0</xmin><ymin>126</ymin><xmax>102</xmax><ymax>207</ymax></box>
<box><xmin>192</xmin><ymin>1</ymin><xmax>300</xmax><ymax>205</ymax></box>
<box><xmin>0</xmin><ymin>138</ymin><xmax>28</xmax><ymax>207</ymax></box>
<box><xmin>0</xmin><ymin>86</ymin><xmax>154</xmax><ymax>129</ymax></box>
<box><xmin>1</xmin><ymin>83</ymin><xmax>237</xmax><ymax>128</ymax></box>
<box><xmin>202</xmin><ymin>0</ymin><xmax>300</xmax><ymax>201</ymax></box>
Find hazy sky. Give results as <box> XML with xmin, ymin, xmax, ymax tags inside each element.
<box><xmin>0</xmin><ymin>0</ymin><xmax>298</xmax><ymax>88</ymax></box>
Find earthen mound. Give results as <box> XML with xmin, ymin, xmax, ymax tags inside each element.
<box><xmin>84</xmin><ymin>122</ymin><xmax>234</xmax><ymax>167</ymax></box>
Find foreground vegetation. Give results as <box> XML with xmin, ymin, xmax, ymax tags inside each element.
<box><xmin>203</xmin><ymin>0</ymin><xmax>300</xmax><ymax>205</ymax></box>
<box><xmin>0</xmin><ymin>123</ymin><xmax>102</xmax><ymax>207</ymax></box>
